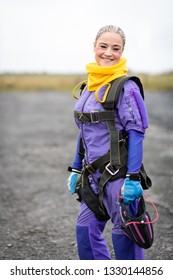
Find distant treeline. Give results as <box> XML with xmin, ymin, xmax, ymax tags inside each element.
<box><xmin>0</xmin><ymin>72</ymin><xmax>173</xmax><ymax>92</ymax></box>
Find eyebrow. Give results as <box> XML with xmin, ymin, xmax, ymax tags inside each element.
<box><xmin>99</xmin><ymin>42</ymin><xmax>122</xmax><ymax>48</ymax></box>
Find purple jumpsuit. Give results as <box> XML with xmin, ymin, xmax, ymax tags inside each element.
<box><xmin>74</xmin><ymin>79</ymin><xmax>148</xmax><ymax>260</ymax></box>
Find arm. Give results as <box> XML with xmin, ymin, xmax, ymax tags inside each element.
<box><xmin>118</xmin><ymin>80</ymin><xmax>148</xmax><ymax>204</ymax></box>
<box><xmin>127</xmin><ymin>129</ymin><xmax>144</xmax><ymax>172</ymax></box>
<box><xmin>122</xmin><ymin>129</ymin><xmax>144</xmax><ymax>204</ymax></box>
<box><xmin>71</xmin><ymin>132</ymin><xmax>83</xmax><ymax>170</ymax></box>
<box><xmin>67</xmin><ymin>133</ymin><xmax>83</xmax><ymax>194</ymax></box>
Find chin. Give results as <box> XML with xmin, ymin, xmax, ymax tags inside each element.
<box><xmin>100</xmin><ymin>62</ymin><xmax>116</xmax><ymax>67</ymax></box>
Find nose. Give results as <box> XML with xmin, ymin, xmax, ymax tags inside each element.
<box><xmin>104</xmin><ymin>48</ymin><xmax>113</xmax><ymax>56</ymax></box>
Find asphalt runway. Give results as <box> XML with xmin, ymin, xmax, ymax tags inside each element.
<box><xmin>0</xmin><ymin>90</ymin><xmax>172</xmax><ymax>260</ymax></box>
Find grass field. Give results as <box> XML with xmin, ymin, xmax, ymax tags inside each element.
<box><xmin>0</xmin><ymin>72</ymin><xmax>173</xmax><ymax>92</ymax></box>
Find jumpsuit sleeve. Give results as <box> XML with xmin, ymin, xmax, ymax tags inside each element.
<box><xmin>116</xmin><ymin>80</ymin><xmax>148</xmax><ymax>133</ymax></box>
<box><xmin>72</xmin><ymin>132</ymin><xmax>83</xmax><ymax>170</ymax></box>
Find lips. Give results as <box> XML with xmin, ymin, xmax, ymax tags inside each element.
<box><xmin>104</xmin><ymin>59</ymin><xmax>113</xmax><ymax>61</ymax></box>
<box><xmin>100</xmin><ymin>58</ymin><xmax>115</xmax><ymax>66</ymax></box>
<box><xmin>101</xmin><ymin>57</ymin><xmax>114</xmax><ymax>62</ymax></box>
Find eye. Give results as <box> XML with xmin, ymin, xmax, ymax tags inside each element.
<box><xmin>100</xmin><ymin>44</ymin><xmax>107</xmax><ymax>49</ymax></box>
<box><xmin>113</xmin><ymin>47</ymin><xmax>121</xmax><ymax>51</ymax></box>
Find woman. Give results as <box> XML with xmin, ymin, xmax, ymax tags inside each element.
<box><xmin>67</xmin><ymin>25</ymin><xmax>148</xmax><ymax>260</ymax></box>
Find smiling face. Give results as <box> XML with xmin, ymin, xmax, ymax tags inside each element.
<box><xmin>94</xmin><ymin>32</ymin><xmax>124</xmax><ymax>66</ymax></box>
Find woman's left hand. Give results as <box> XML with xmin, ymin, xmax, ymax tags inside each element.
<box><xmin>121</xmin><ymin>178</ymin><xmax>143</xmax><ymax>204</ymax></box>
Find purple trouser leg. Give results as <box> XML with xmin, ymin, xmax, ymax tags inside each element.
<box><xmin>76</xmin><ymin>202</ymin><xmax>111</xmax><ymax>260</ymax></box>
<box><xmin>112</xmin><ymin>233</ymin><xmax>144</xmax><ymax>260</ymax></box>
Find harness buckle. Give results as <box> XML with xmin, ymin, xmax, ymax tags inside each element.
<box><xmin>105</xmin><ymin>163</ymin><xmax>119</xmax><ymax>176</ymax></box>
<box><xmin>79</xmin><ymin>113</ymin><xmax>89</xmax><ymax>123</ymax></box>
<box><xmin>90</xmin><ymin>111</ymin><xmax>99</xmax><ymax>123</ymax></box>
<box><xmin>119</xmin><ymin>138</ymin><xmax>125</xmax><ymax>143</ymax></box>
<box><xmin>86</xmin><ymin>164</ymin><xmax>96</xmax><ymax>174</ymax></box>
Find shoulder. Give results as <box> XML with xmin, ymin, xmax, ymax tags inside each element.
<box><xmin>123</xmin><ymin>77</ymin><xmax>142</xmax><ymax>93</ymax></box>
<box><xmin>119</xmin><ymin>77</ymin><xmax>144</xmax><ymax>105</ymax></box>
<box><xmin>117</xmin><ymin>77</ymin><xmax>148</xmax><ymax>131</ymax></box>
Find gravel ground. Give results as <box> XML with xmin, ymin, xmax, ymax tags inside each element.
<box><xmin>0</xmin><ymin>90</ymin><xmax>173</xmax><ymax>260</ymax></box>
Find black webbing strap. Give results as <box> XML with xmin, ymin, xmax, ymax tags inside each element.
<box><xmin>103</xmin><ymin>76</ymin><xmax>127</xmax><ymax>109</ymax></box>
<box><xmin>98</xmin><ymin>141</ymin><xmax>128</xmax><ymax>211</ymax></box>
<box><xmin>139</xmin><ymin>164</ymin><xmax>152</xmax><ymax>189</ymax></box>
<box><xmin>103</xmin><ymin>76</ymin><xmax>144</xmax><ymax>110</ymax></box>
<box><xmin>74</xmin><ymin>110</ymin><xmax>114</xmax><ymax>123</ymax></box>
<box><xmin>106</xmin><ymin>117</ymin><xmax>120</xmax><ymax>166</ymax></box>
<box><xmin>79</xmin><ymin>167</ymin><xmax>110</xmax><ymax>221</ymax></box>
<box><xmin>103</xmin><ymin>77</ymin><xmax>127</xmax><ymax>167</ymax></box>
<box><xmin>85</xmin><ymin>152</ymin><xmax>110</xmax><ymax>174</ymax></box>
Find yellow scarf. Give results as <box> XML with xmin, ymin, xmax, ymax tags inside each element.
<box><xmin>86</xmin><ymin>57</ymin><xmax>128</xmax><ymax>91</ymax></box>
<box><xmin>72</xmin><ymin>58</ymin><xmax>128</xmax><ymax>101</ymax></box>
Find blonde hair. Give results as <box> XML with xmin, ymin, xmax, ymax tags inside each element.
<box><xmin>95</xmin><ymin>25</ymin><xmax>126</xmax><ymax>49</ymax></box>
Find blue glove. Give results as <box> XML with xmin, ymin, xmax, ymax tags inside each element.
<box><xmin>121</xmin><ymin>178</ymin><xmax>143</xmax><ymax>205</ymax></box>
<box><xmin>67</xmin><ymin>169</ymin><xmax>81</xmax><ymax>195</ymax></box>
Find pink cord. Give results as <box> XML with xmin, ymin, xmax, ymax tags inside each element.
<box><xmin>117</xmin><ymin>192</ymin><xmax>159</xmax><ymax>226</ymax></box>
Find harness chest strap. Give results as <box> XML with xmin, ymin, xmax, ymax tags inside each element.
<box><xmin>74</xmin><ymin>110</ymin><xmax>114</xmax><ymax>123</ymax></box>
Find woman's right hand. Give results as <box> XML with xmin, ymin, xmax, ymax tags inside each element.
<box><xmin>67</xmin><ymin>169</ymin><xmax>81</xmax><ymax>195</ymax></box>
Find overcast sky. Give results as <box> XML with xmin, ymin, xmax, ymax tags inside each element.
<box><xmin>0</xmin><ymin>0</ymin><xmax>173</xmax><ymax>74</ymax></box>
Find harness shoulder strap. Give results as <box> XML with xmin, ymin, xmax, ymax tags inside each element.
<box><xmin>102</xmin><ymin>76</ymin><xmax>144</xmax><ymax>167</ymax></box>
<box><xmin>103</xmin><ymin>75</ymin><xmax>144</xmax><ymax>110</ymax></box>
